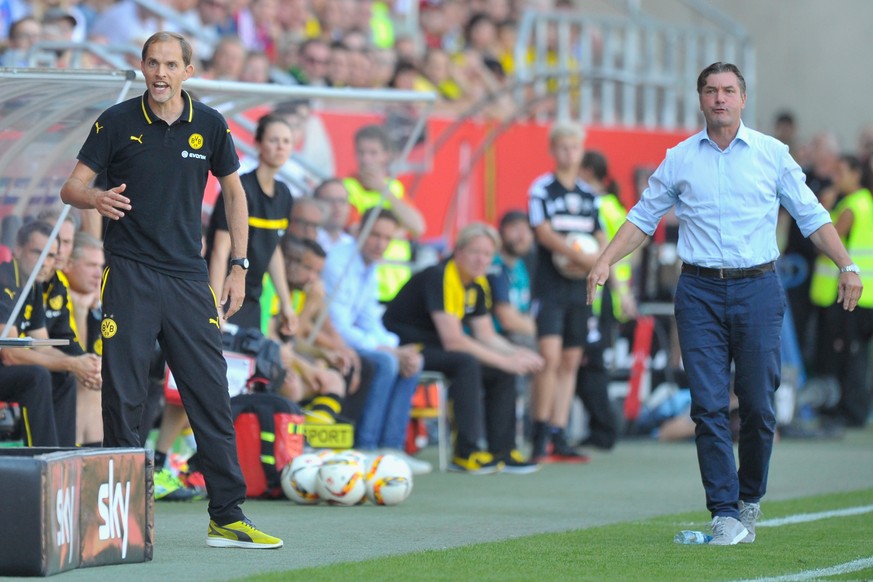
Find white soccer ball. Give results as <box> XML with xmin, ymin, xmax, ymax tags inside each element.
<box><xmin>315</xmin><ymin>458</ymin><xmax>366</xmax><ymax>506</ymax></box>
<box><xmin>365</xmin><ymin>454</ymin><xmax>413</xmax><ymax>506</ymax></box>
<box><xmin>552</xmin><ymin>232</ymin><xmax>600</xmax><ymax>279</ymax></box>
<box><xmin>328</xmin><ymin>449</ymin><xmax>368</xmax><ymax>470</ymax></box>
<box><xmin>280</xmin><ymin>453</ymin><xmax>323</xmax><ymax>505</ymax></box>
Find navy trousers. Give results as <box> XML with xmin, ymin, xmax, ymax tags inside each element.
<box><xmin>674</xmin><ymin>271</ymin><xmax>782</xmax><ymax>519</ymax></box>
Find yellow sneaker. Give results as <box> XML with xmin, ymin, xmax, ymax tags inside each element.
<box><xmin>206</xmin><ymin>518</ymin><xmax>283</xmax><ymax>549</ymax></box>
<box><xmin>448</xmin><ymin>451</ymin><xmax>504</xmax><ymax>475</ymax></box>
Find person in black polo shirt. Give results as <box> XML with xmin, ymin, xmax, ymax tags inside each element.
<box><xmin>207</xmin><ymin>112</ymin><xmax>297</xmax><ymax>333</ymax></box>
<box><xmin>60</xmin><ymin>32</ymin><xmax>282</xmax><ymax>550</ymax></box>
<box><xmin>383</xmin><ymin>222</ymin><xmax>544</xmax><ymax>474</ymax></box>
<box><xmin>0</xmin><ymin>220</ymin><xmax>99</xmax><ymax>446</ymax></box>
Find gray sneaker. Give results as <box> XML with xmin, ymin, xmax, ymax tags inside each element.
<box><xmin>738</xmin><ymin>501</ymin><xmax>761</xmax><ymax>543</ymax></box>
<box><xmin>709</xmin><ymin>516</ymin><xmax>749</xmax><ymax>546</ymax></box>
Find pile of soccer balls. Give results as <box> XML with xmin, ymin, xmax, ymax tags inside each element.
<box><xmin>280</xmin><ymin>450</ymin><xmax>413</xmax><ymax>506</ymax></box>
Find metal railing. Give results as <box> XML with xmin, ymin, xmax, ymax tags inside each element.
<box><xmin>514</xmin><ymin>5</ymin><xmax>755</xmax><ymax>129</ymax></box>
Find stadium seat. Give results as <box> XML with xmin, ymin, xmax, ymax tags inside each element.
<box><xmin>409</xmin><ymin>370</ymin><xmax>449</xmax><ymax>472</ymax></box>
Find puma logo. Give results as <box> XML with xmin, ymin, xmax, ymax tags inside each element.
<box><xmin>3</xmin><ymin>288</ymin><xmax>14</xmax><ymax>299</ymax></box>
<box><xmin>95</xmin><ymin>122</ymin><xmax>103</xmax><ymax>134</ymax></box>
<box><xmin>130</xmin><ymin>134</ymin><xmax>143</xmax><ymax>144</ymax></box>
<box><xmin>208</xmin><ymin>317</ymin><xmax>220</xmax><ymax>328</ymax></box>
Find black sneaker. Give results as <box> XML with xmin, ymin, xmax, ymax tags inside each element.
<box><xmin>530</xmin><ymin>421</ymin><xmax>551</xmax><ymax>462</ymax></box>
<box><xmin>545</xmin><ymin>429</ymin><xmax>591</xmax><ymax>464</ymax></box>
<box><xmin>499</xmin><ymin>450</ymin><xmax>541</xmax><ymax>475</ymax></box>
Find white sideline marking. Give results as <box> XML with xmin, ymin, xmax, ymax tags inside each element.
<box><xmin>758</xmin><ymin>504</ymin><xmax>873</xmax><ymax>527</ymax></box>
<box><xmin>729</xmin><ymin>504</ymin><xmax>873</xmax><ymax>582</ymax></box>
<box><xmin>734</xmin><ymin>556</ymin><xmax>873</xmax><ymax>582</ymax></box>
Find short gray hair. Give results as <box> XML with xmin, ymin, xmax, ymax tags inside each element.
<box><xmin>71</xmin><ymin>232</ymin><xmax>103</xmax><ymax>261</ymax></box>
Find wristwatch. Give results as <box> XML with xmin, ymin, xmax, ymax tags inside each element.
<box><xmin>229</xmin><ymin>257</ymin><xmax>249</xmax><ymax>270</ymax></box>
<box><xmin>839</xmin><ymin>263</ymin><xmax>860</xmax><ymax>274</ymax></box>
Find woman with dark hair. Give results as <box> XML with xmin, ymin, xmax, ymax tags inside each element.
<box><xmin>207</xmin><ymin>113</ymin><xmax>296</xmax><ymax>333</ymax></box>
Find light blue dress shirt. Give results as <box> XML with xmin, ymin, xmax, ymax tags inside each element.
<box><xmin>322</xmin><ymin>240</ymin><xmax>400</xmax><ymax>350</ymax></box>
<box><xmin>627</xmin><ymin>122</ymin><xmax>831</xmax><ymax>268</ymax></box>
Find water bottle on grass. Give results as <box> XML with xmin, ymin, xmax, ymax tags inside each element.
<box><xmin>673</xmin><ymin>530</ymin><xmax>712</xmax><ymax>544</ymax></box>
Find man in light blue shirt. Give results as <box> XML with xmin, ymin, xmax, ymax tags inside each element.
<box><xmin>588</xmin><ymin>62</ymin><xmax>863</xmax><ymax>546</ymax></box>
<box><xmin>322</xmin><ymin>208</ymin><xmax>430</xmax><ymax>474</ymax></box>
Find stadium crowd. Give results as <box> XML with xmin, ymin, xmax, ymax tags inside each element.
<box><xmin>0</xmin><ymin>1</ymin><xmax>871</xmax><ymax>505</ymax></box>
<box><xmin>0</xmin><ymin>0</ymin><xmax>574</xmax><ymax>121</ymax></box>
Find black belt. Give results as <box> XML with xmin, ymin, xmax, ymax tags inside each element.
<box><xmin>681</xmin><ymin>262</ymin><xmax>775</xmax><ymax>280</ymax></box>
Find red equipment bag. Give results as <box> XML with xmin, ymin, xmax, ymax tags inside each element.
<box><xmin>231</xmin><ymin>392</ymin><xmax>305</xmax><ymax>498</ymax></box>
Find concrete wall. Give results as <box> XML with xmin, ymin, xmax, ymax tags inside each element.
<box><xmin>645</xmin><ymin>0</ymin><xmax>870</xmax><ymax>151</ymax></box>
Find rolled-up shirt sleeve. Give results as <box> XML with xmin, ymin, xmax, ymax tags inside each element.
<box><xmin>776</xmin><ymin>147</ymin><xmax>831</xmax><ymax>237</ymax></box>
<box><xmin>626</xmin><ymin>154</ymin><xmax>679</xmax><ymax>236</ymax></box>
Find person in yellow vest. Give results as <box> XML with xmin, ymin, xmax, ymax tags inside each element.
<box><xmin>574</xmin><ymin>150</ymin><xmax>638</xmax><ymax>450</ymax></box>
<box><xmin>809</xmin><ymin>154</ymin><xmax>873</xmax><ymax>427</ymax></box>
<box><xmin>343</xmin><ymin>124</ymin><xmax>426</xmax><ymax>303</ymax></box>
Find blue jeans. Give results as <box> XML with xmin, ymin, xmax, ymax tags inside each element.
<box><xmin>674</xmin><ymin>271</ymin><xmax>783</xmax><ymax>519</ymax></box>
<box><xmin>354</xmin><ymin>349</ymin><xmax>420</xmax><ymax>450</ymax></box>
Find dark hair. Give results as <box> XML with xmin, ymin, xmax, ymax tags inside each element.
<box><xmin>774</xmin><ymin>110</ymin><xmax>795</xmax><ymax>126</ymax></box>
<box><xmin>280</xmin><ymin>232</ymin><xmax>304</xmax><ymax>256</ymax></box>
<box><xmin>142</xmin><ymin>31</ymin><xmax>193</xmax><ymax>67</ymax></box>
<box><xmin>301</xmin><ymin>237</ymin><xmax>326</xmax><ymax>259</ymax></box>
<box><xmin>273</xmin><ymin>99</ymin><xmax>310</xmax><ymax>117</ymax></box>
<box><xmin>581</xmin><ymin>150</ymin><xmax>609</xmax><ymax>182</ymax></box>
<box><xmin>840</xmin><ymin>154</ymin><xmax>863</xmax><ymax>174</ymax></box>
<box><xmin>16</xmin><ymin>220</ymin><xmax>54</xmax><ymax>248</ymax></box>
<box><xmin>361</xmin><ymin>206</ymin><xmax>398</xmax><ymax>227</ymax></box>
<box><xmin>254</xmin><ymin>113</ymin><xmax>292</xmax><ymax>143</ymax></box>
<box><xmin>498</xmin><ymin>210</ymin><xmax>528</xmax><ymax>231</ymax></box>
<box><xmin>696</xmin><ymin>62</ymin><xmax>746</xmax><ymax>95</ymax></box>
<box><xmin>388</xmin><ymin>60</ymin><xmax>419</xmax><ymax>88</ymax></box>
<box><xmin>354</xmin><ymin>124</ymin><xmax>393</xmax><ymax>152</ymax></box>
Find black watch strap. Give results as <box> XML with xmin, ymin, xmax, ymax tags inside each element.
<box><xmin>230</xmin><ymin>257</ymin><xmax>249</xmax><ymax>270</ymax></box>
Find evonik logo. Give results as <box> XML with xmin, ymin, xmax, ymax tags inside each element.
<box><xmin>56</xmin><ymin>485</ymin><xmax>76</xmax><ymax>563</ymax></box>
<box><xmin>181</xmin><ymin>150</ymin><xmax>206</xmax><ymax>160</ymax></box>
<box><xmin>97</xmin><ymin>459</ymin><xmax>131</xmax><ymax>559</ymax></box>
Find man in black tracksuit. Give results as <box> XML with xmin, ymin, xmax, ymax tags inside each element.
<box><xmin>60</xmin><ymin>32</ymin><xmax>282</xmax><ymax>549</ymax></box>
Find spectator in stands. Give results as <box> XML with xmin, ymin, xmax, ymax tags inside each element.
<box><xmin>185</xmin><ymin>0</ymin><xmax>237</xmax><ymax>60</ymax></box>
<box><xmin>344</xmin><ymin>124</ymin><xmax>425</xmax><ymax>303</ymax></box>
<box><xmin>276</xmin><ymin>0</ymin><xmax>319</xmax><ymax>43</ymax></box>
<box><xmin>63</xmin><ymin>232</ymin><xmax>105</xmax><ymax>447</ymax></box>
<box><xmin>239</xmin><ymin>50</ymin><xmax>272</xmax><ymax>83</ymax></box>
<box><xmin>201</xmin><ymin>35</ymin><xmax>247</xmax><ymax>80</ymax></box>
<box><xmin>322</xmin><ymin>208</ymin><xmax>430</xmax><ymax>474</ymax></box>
<box><xmin>0</xmin><ymin>221</ymin><xmax>100</xmax><ymax>446</ymax></box>
<box><xmin>39</xmin><ymin>7</ymin><xmax>78</xmax><ymax>67</ymax></box>
<box><xmin>89</xmin><ymin>0</ymin><xmax>165</xmax><ymax>49</ymax></box>
<box><xmin>1</xmin><ymin>16</ymin><xmax>41</xmax><ymax>67</ymax></box>
<box><xmin>314</xmin><ymin>178</ymin><xmax>354</xmax><ymax>253</ymax></box>
<box><xmin>588</xmin><ymin>62</ymin><xmax>861</xmax><ymax>546</ymax></box>
<box><xmin>809</xmin><ymin>154</ymin><xmax>873</xmax><ymax>428</ymax></box>
<box><xmin>528</xmin><ymin>121</ymin><xmax>603</xmax><ymax>463</ymax></box>
<box><xmin>326</xmin><ymin>40</ymin><xmax>351</xmax><ymax>87</ymax></box>
<box><xmin>207</xmin><ymin>112</ymin><xmax>296</xmax><ymax>333</ymax></box>
<box><xmin>235</xmin><ymin>0</ymin><xmax>280</xmax><ymax>60</ymax></box>
<box><xmin>278</xmin><ymin>99</ymin><xmax>336</xmax><ymax>179</ymax></box>
<box><xmin>857</xmin><ymin>124</ymin><xmax>873</xmax><ymax>164</ymax></box>
<box><xmin>383</xmin><ymin>222</ymin><xmax>544</xmax><ymax>474</ymax></box>
<box><xmin>292</xmin><ymin>37</ymin><xmax>331</xmax><ymax>85</ymax></box>
<box><xmin>345</xmin><ymin>45</ymin><xmax>374</xmax><ymax>89</ymax></box>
